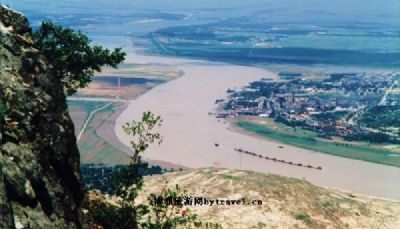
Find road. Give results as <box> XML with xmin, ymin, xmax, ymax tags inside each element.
<box><xmin>76</xmin><ymin>101</ymin><xmax>115</xmax><ymax>142</ymax></box>
<box><xmin>378</xmin><ymin>80</ymin><xmax>398</xmax><ymax>106</ymax></box>
<box><xmin>69</xmin><ymin>96</ymin><xmax>128</xmax><ymax>142</ymax></box>
<box><xmin>67</xmin><ymin>96</ymin><xmax>131</xmax><ymax>103</ymax></box>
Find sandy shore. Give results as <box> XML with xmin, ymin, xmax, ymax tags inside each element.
<box><xmin>115</xmin><ymin>54</ymin><xmax>400</xmax><ymax>200</ymax></box>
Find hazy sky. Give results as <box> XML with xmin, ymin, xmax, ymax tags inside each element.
<box><xmin>3</xmin><ymin>0</ymin><xmax>399</xmax><ymax>14</ymax></box>
<box><xmin>2</xmin><ymin>0</ymin><xmax>399</xmax><ymax>25</ymax></box>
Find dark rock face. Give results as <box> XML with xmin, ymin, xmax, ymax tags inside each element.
<box><xmin>0</xmin><ymin>5</ymin><xmax>83</xmax><ymax>228</ymax></box>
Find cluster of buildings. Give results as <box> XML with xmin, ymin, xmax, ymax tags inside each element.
<box><xmin>220</xmin><ymin>71</ymin><xmax>399</xmax><ymax>137</ymax></box>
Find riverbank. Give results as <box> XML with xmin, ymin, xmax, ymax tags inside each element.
<box><xmin>234</xmin><ymin>118</ymin><xmax>400</xmax><ymax>167</ymax></box>
<box><xmin>69</xmin><ymin>61</ymin><xmax>185</xmax><ymax>168</ymax></box>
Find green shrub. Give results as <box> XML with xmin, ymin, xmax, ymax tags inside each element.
<box><xmin>294</xmin><ymin>213</ymin><xmax>313</xmax><ymax>225</ymax></box>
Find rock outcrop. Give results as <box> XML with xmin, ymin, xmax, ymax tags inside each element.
<box><xmin>0</xmin><ymin>5</ymin><xmax>83</xmax><ymax>228</ymax></box>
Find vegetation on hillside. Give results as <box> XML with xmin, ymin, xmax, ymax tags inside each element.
<box><xmin>33</xmin><ymin>21</ymin><xmax>126</xmax><ymax>96</ymax></box>
<box><xmin>86</xmin><ymin>112</ymin><xmax>219</xmax><ymax>228</ymax></box>
<box><xmin>0</xmin><ymin>103</ymin><xmax>6</xmax><ymax>118</ymax></box>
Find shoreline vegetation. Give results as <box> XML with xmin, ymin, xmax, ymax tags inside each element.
<box><xmin>236</xmin><ymin>120</ymin><xmax>400</xmax><ymax>167</ymax></box>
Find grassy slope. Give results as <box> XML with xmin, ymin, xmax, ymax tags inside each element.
<box><xmin>140</xmin><ymin>168</ymin><xmax>400</xmax><ymax>229</ymax></box>
<box><xmin>236</xmin><ymin>121</ymin><xmax>400</xmax><ymax>167</ymax></box>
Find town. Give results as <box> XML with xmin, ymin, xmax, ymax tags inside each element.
<box><xmin>219</xmin><ymin>71</ymin><xmax>400</xmax><ymax>144</ymax></box>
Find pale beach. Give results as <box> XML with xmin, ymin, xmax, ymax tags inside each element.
<box><xmin>115</xmin><ymin>54</ymin><xmax>400</xmax><ymax>200</ymax></box>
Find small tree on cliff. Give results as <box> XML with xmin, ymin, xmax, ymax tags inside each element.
<box><xmin>88</xmin><ymin>112</ymin><xmax>218</xmax><ymax>228</ymax></box>
<box><xmin>33</xmin><ymin>21</ymin><xmax>125</xmax><ymax>96</ymax></box>
<box><xmin>112</xmin><ymin>111</ymin><xmax>164</xmax><ymax>228</ymax></box>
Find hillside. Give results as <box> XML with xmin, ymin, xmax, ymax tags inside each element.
<box><xmin>139</xmin><ymin>168</ymin><xmax>400</xmax><ymax>229</ymax></box>
<box><xmin>1</xmin><ymin>5</ymin><xmax>83</xmax><ymax>227</ymax></box>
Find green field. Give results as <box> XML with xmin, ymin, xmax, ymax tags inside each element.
<box><xmin>237</xmin><ymin>121</ymin><xmax>400</xmax><ymax>167</ymax></box>
<box><xmin>67</xmin><ymin>100</ymin><xmax>109</xmax><ymax>112</ymax></box>
<box><xmin>68</xmin><ymin>101</ymin><xmax>131</xmax><ymax>165</ymax></box>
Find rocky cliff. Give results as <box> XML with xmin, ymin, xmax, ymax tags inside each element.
<box><xmin>0</xmin><ymin>5</ymin><xmax>83</xmax><ymax>228</ymax></box>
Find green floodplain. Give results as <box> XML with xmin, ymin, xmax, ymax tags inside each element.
<box><xmin>237</xmin><ymin>121</ymin><xmax>400</xmax><ymax>168</ymax></box>
<box><xmin>67</xmin><ymin>101</ymin><xmax>130</xmax><ymax>164</ymax></box>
